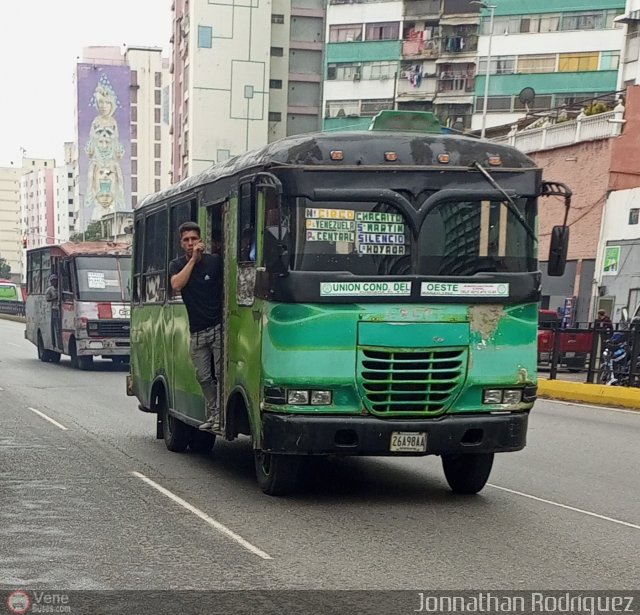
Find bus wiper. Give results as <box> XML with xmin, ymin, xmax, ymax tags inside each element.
<box><xmin>470</xmin><ymin>161</ymin><xmax>537</xmax><ymax>243</ymax></box>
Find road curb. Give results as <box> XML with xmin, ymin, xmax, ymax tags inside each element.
<box><xmin>539</xmin><ymin>379</ymin><xmax>640</xmax><ymax>411</ymax></box>
<box><xmin>0</xmin><ymin>314</ymin><xmax>25</xmax><ymax>324</ymax></box>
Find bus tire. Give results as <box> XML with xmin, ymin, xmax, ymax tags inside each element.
<box><xmin>189</xmin><ymin>429</ymin><xmax>216</xmax><ymax>453</ymax></box>
<box><xmin>442</xmin><ymin>452</ymin><xmax>494</xmax><ymax>495</ymax></box>
<box><xmin>49</xmin><ymin>352</ymin><xmax>61</xmax><ymax>363</ymax></box>
<box><xmin>37</xmin><ymin>331</ymin><xmax>48</xmax><ymax>362</ymax></box>
<box><xmin>254</xmin><ymin>450</ymin><xmax>301</xmax><ymax>496</ymax></box>
<box><xmin>160</xmin><ymin>396</ymin><xmax>190</xmax><ymax>453</ymax></box>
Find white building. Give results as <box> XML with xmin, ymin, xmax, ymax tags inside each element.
<box><xmin>171</xmin><ymin>0</ymin><xmax>326</xmax><ymax>182</ymax></box>
<box><xmin>53</xmin><ymin>142</ymin><xmax>76</xmax><ymax>243</ymax></box>
<box><xmin>0</xmin><ymin>166</ymin><xmax>25</xmax><ymax>282</ymax></box>
<box><xmin>20</xmin><ymin>158</ymin><xmax>57</xmax><ymax>252</ymax></box>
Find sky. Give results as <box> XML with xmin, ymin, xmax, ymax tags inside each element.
<box><xmin>0</xmin><ymin>0</ymin><xmax>172</xmax><ymax>167</ymax></box>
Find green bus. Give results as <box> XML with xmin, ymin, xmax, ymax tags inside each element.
<box><xmin>128</xmin><ymin>112</ymin><xmax>571</xmax><ymax>496</ymax></box>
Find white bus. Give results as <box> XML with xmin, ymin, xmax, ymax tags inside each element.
<box><xmin>25</xmin><ymin>242</ymin><xmax>131</xmax><ymax>368</ymax></box>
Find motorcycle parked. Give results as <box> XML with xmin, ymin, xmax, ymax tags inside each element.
<box><xmin>599</xmin><ymin>332</ymin><xmax>632</xmax><ymax>386</ymax></box>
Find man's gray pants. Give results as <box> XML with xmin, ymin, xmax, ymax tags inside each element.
<box><xmin>189</xmin><ymin>324</ymin><xmax>221</xmax><ymax>420</ymax></box>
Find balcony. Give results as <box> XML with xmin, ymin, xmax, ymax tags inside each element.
<box><xmin>440</xmin><ymin>35</ymin><xmax>477</xmax><ymax>55</ymax></box>
<box><xmin>437</xmin><ymin>72</ymin><xmax>475</xmax><ymax>93</ymax></box>
<box><xmin>397</xmin><ymin>75</ymin><xmax>437</xmax><ymax>100</ymax></box>
<box><xmin>403</xmin><ymin>0</ymin><xmax>440</xmax><ymax>18</ymax></box>
<box><xmin>402</xmin><ymin>38</ymin><xmax>439</xmax><ymax>59</ymax></box>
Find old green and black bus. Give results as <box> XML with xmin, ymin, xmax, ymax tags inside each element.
<box><xmin>128</xmin><ymin>111</ymin><xmax>571</xmax><ymax>495</ymax></box>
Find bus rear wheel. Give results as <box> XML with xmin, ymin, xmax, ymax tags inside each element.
<box><xmin>442</xmin><ymin>452</ymin><xmax>494</xmax><ymax>495</ymax></box>
<box><xmin>254</xmin><ymin>450</ymin><xmax>301</xmax><ymax>496</ymax></box>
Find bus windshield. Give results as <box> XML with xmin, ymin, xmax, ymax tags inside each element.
<box><xmin>0</xmin><ymin>283</ymin><xmax>19</xmax><ymax>301</ymax></box>
<box><xmin>287</xmin><ymin>197</ymin><xmax>536</xmax><ymax>276</ymax></box>
<box><xmin>75</xmin><ymin>256</ymin><xmax>131</xmax><ymax>302</ymax></box>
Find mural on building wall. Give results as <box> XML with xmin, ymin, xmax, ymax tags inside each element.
<box><xmin>77</xmin><ymin>64</ymin><xmax>131</xmax><ymax>230</ymax></box>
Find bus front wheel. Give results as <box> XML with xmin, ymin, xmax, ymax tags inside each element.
<box><xmin>160</xmin><ymin>397</ymin><xmax>190</xmax><ymax>453</ymax></box>
<box><xmin>69</xmin><ymin>339</ymin><xmax>92</xmax><ymax>370</ymax></box>
<box><xmin>254</xmin><ymin>450</ymin><xmax>301</xmax><ymax>496</ymax></box>
<box><xmin>442</xmin><ymin>452</ymin><xmax>494</xmax><ymax>495</ymax></box>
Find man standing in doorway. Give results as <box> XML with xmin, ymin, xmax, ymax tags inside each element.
<box><xmin>169</xmin><ymin>222</ymin><xmax>223</xmax><ymax>431</ymax></box>
<box><xmin>45</xmin><ymin>274</ymin><xmax>60</xmax><ymax>348</ymax></box>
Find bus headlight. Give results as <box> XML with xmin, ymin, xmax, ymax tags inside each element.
<box><xmin>287</xmin><ymin>390</ymin><xmax>309</xmax><ymax>405</ymax></box>
<box><xmin>310</xmin><ymin>390</ymin><xmax>332</xmax><ymax>405</ymax></box>
<box><xmin>502</xmin><ymin>389</ymin><xmax>523</xmax><ymax>404</ymax></box>
<box><xmin>483</xmin><ymin>389</ymin><xmax>503</xmax><ymax>404</ymax></box>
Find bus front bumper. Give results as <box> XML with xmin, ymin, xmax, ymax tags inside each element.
<box><xmin>261</xmin><ymin>412</ymin><xmax>528</xmax><ymax>456</ymax></box>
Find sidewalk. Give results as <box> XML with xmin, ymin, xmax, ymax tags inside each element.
<box><xmin>538</xmin><ymin>378</ymin><xmax>640</xmax><ymax>410</ymax></box>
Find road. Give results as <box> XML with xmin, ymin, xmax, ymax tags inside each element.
<box><xmin>1</xmin><ymin>317</ymin><xmax>639</xmax><ymax>596</ymax></box>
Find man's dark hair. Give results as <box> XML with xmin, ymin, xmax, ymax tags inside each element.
<box><xmin>179</xmin><ymin>221</ymin><xmax>201</xmax><ymax>237</ymax></box>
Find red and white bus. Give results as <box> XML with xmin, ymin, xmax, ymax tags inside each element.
<box><xmin>25</xmin><ymin>242</ymin><xmax>131</xmax><ymax>368</ymax></box>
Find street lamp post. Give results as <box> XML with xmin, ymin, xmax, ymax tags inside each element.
<box><xmin>471</xmin><ymin>1</ymin><xmax>496</xmax><ymax>139</ymax></box>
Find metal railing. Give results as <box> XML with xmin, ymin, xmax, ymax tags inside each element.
<box><xmin>0</xmin><ymin>301</ymin><xmax>25</xmax><ymax>317</ymax></box>
<box><xmin>539</xmin><ymin>321</ymin><xmax>640</xmax><ymax>387</ymax></box>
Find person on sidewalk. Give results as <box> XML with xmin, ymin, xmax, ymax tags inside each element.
<box><xmin>169</xmin><ymin>222</ymin><xmax>223</xmax><ymax>432</ymax></box>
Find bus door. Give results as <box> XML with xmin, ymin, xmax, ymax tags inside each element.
<box><xmin>59</xmin><ymin>259</ymin><xmax>75</xmax><ymax>351</ymax></box>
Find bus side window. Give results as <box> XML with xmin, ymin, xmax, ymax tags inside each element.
<box><xmin>142</xmin><ymin>210</ymin><xmax>168</xmax><ymax>304</ymax></box>
<box><xmin>132</xmin><ymin>218</ymin><xmax>144</xmax><ymax>304</ymax></box>
<box><xmin>237</xmin><ymin>181</ymin><xmax>256</xmax><ymax>307</ymax></box>
<box><xmin>169</xmin><ymin>200</ymin><xmax>197</xmax><ymax>300</ymax></box>
<box><xmin>61</xmin><ymin>261</ymin><xmax>73</xmax><ymax>300</ymax></box>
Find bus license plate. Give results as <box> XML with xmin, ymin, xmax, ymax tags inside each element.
<box><xmin>390</xmin><ymin>432</ymin><xmax>427</xmax><ymax>452</ymax></box>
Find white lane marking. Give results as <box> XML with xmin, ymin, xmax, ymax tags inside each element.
<box><xmin>543</xmin><ymin>399</ymin><xmax>639</xmax><ymax>415</ymax></box>
<box><xmin>489</xmin><ymin>484</ymin><xmax>640</xmax><ymax>531</ymax></box>
<box><xmin>132</xmin><ymin>471</ymin><xmax>273</xmax><ymax>560</ymax></box>
<box><xmin>28</xmin><ymin>407</ymin><xmax>68</xmax><ymax>431</ymax></box>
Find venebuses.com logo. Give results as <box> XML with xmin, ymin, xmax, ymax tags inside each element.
<box><xmin>6</xmin><ymin>591</ymin><xmax>31</xmax><ymax>615</ymax></box>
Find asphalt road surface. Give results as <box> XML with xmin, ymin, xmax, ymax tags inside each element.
<box><xmin>1</xmin><ymin>317</ymin><xmax>639</xmax><ymax>595</ymax></box>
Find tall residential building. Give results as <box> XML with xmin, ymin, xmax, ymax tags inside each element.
<box><xmin>20</xmin><ymin>158</ymin><xmax>57</xmax><ymax>251</ymax></box>
<box><xmin>0</xmin><ymin>166</ymin><xmax>24</xmax><ymax>282</ymax></box>
<box><xmin>170</xmin><ymin>0</ymin><xmax>327</xmax><ymax>182</ymax></box>
<box><xmin>73</xmin><ymin>46</ymin><xmax>171</xmax><ymax>231</ymax></box>
<box><xmin>322</xmin><ymin>0</ymin><xmax>481</xmax><ymax>132</ymax></box>
<box><xmin>53</xmin><ymin>143</ymin><xmax>77</xmax><ymax>242</ymax></box>
<box><xmin>473</xmin><ymin>0</ymin><xmax>625</xmax><ymax>132</ymax></box>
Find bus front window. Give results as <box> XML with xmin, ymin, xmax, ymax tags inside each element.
<box><xmin>75</xmin><ymin>256</ymin><xmax>131</xmax><ymax>302</ymax></box>
<box><xmin>288</xmin><ymin>198</ymin><xmax>411</xmax><ymax>276</ymax></box>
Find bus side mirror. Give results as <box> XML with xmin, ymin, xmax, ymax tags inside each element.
<box><xmin>265</xmin><ymin>241</ymin><xmax>289</xmax><ymax>276</ymax></box>
<box><xmin>548</xmin><ymin>225</ymin><xmax>569</xmax><ymax>277</ymax></box>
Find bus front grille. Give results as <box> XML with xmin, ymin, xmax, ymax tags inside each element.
<box><xmin>89</xmin><ymin>320</ymin><xmax>130</xmax><ymax>338</ymax></box>
<box><xmin>358</xmin><ymin>347</ymin><xmax>466</xmax><ymax>415</ymax></box>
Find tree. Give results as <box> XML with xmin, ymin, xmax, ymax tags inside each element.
<box><xmin>70</xmin><ymin>221</ymin><xmax>105</xmax><ymax>242</ymax></box>
<box><xmin>0</xmin><ymin>257</ymin><xmax>10</xmax><ymax>279</ymax></box>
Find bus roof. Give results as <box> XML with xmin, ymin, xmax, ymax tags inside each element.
<box><xmin>138</xmin><ymin>130</ymin><xmax>538</xmax><ymax>210</ymax></box>
<box><xmin>27</xmin><ymin>242</ymin><xmax>131</xmax><ymax>257</ymax></box>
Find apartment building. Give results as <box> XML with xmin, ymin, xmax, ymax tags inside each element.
<box><xmin>323</xmin><ymin>0</ymin><xmax>481</xmax><ymax>132</ymax></box>
<box><xmin>73</xmin><ymin>46</ymin><xmax>171</xmax><ymax>231</ymax></box>
<box><xmin>0</xmin><ymin>166</ymin><xmax>25</xmax><ymax>282</ymax></box>
<box><xmin>170</xmin><ymin>0</ymin><xmax>326</xmax><ymax>182</ymax></box>
<box><xmin>20</xmin><ymin>158</ymin><xmax>57</xmax><ymax>251</ymax></box>
<box><xmin>473</xmin><ymin>0</ymin><xmax>625</xmax><ymax>132</ymax></box>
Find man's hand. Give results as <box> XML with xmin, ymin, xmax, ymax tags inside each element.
<box><xmin>191</xmin><ymin>241</ymin><xmax>205</xmax><ymax>263</ymax></box>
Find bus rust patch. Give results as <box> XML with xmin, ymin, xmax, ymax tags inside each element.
<box><xmin>469</xmin><ymin>305</ymin><xmax>505</xmax><ymax>341</ymax></box>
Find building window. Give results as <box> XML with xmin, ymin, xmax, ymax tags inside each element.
<box><xmin>155</xmin><ymin>161</ymin><xmax>162</xmax><ymax>176</ymax></box>
<box><xmin>131</xmin><ymin>142</ymin><xmax>137</xmax><ymax>157</ymax></box>
<box><xmin>559</xmin><ymin>52</ymin><xmax>599</xmax><ymax>72</ymax></box>
<box><xmin>155</xmin><ymin>179</ymin><xmax>161</xmax><ymax>192</ymax></box>
<box><xmin>270</xmin><ymin>46</ymin><xmax>284</xmax><ymax>57</ymax></box>
<box><xmin>268</xmin><ymin>112</ymin><xmax>282</xmax><ymax>122</ymax></box>
<box><xmin>561</xmin><ymin>12</ymin><xmax>602</xmax><ymax>31</ymax></box>
<box><xmin>329</xmin><ymin>24</ymin><xmax>363</xmax><ymax>42</ymax></box>
<box><xmin>477</xmin><ymin>56</ymin><xmax>516</xmax><ymax>75</ymax></box>
<box><xmin>518</xmin><ymin>14</ymin><xmax>561</xmax><ymax>33</ymax></box>
<box><xmin>131</xmin><ymin>88</ymin><xmax>138</xmax><ymax>104</ymax></box>
<box><xmin>131</xmin><ymin>106</ymin><xmax>138</xmax><ymax>122</ymax></box>
<box><xmin>131</xmin><ymin>70</ymin><xmax>138</xmax><ymax>86</ymax></box>
<box><xmin>154</xmin><ymin>144</ymin><xmax>161</xmax><ymax>158</ymax></box>
<box><xmin>132</xmin><ymin>124</ymin><xmax>137</xmax><ymax>139</ymax></box>
<box><xmin>155</xmin><ymin>108</ymin><xmax>161</xmax><ymax>123</ymax></box>
<box><xmin>272</xmin><ymin>14</ymin><xmax>284</xmax><ymax>24</ymax></box>
<box><xmin>269</xmin><ymin>79</ymin><xmax>283</xmax><ymax>89</ymax></box>
<box><xmin>365</xmin><ymin>22</ymin><xmax>399</xmax><ymax>41</ymax></box>
<box><xmin>155</xmin><ymin>72</ymin><xmax>162</xmax><ymax>87</ymax></box>
<box><xmin>155</xmin><ymin>89</ymin><xmax>162</xmax><ymax>105</ymax></box>
<box><xmin>155</xmin><ymin>126</ymin><xmax>161</xmax><ymax>140</ymax></box>
<box><xmin>516</xmin><ymin>54</ymin><xmax>556</xmax><ymax>74</ymax></box>
<box><xmin>132</xmin><ymin>177</ymin><xmax>138</xmax><ymax>193</ymax></box>
<box><xmin>601</xmin><ymin>51</ymin><xmax>621</xmax><ymax>71</ymax></box>
<box><xmin>132</xmin><ymin>195</ymin><xmax>138</xmax><ymax>207</ymax></box>
<box><xmin>132</xmin><ymin>160</ymin><xmax>138</xmax><ymax>175</ymax></box>
<box><xmin>198</xmin><ymin>25</ymin><xmax>213</xmax><ymax>48</ymax></box>
<box><xmin>67</xmin><ymin>172</ymin><xmax>73</xmax><ymax>178</ymax></box>
<box><xmin>630</xmin><ymin>209</ymin><xmax>639</xmax><ymax>225</ymax></box>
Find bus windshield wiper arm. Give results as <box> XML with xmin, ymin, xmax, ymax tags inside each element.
<box><xmin>471</xmin><ymin>161</ymin><xmax>537</xmax><ymax>244</ymax></box>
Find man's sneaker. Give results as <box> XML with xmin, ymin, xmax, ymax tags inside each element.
<box><xmin>199</xmin><ymin>414</ymin><xmax>222</xmax><ymax>432</ymax></box>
